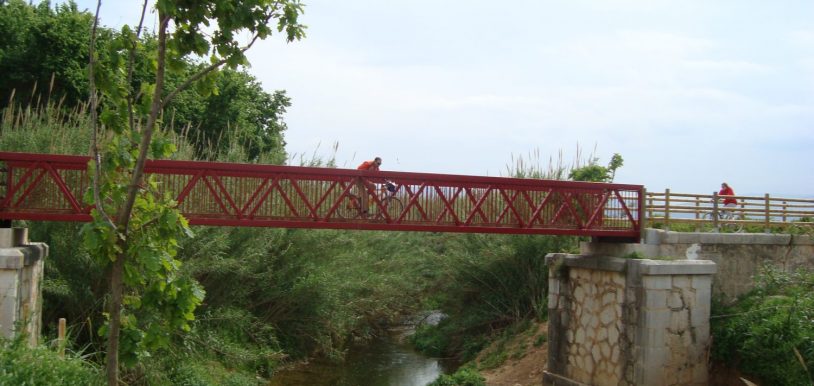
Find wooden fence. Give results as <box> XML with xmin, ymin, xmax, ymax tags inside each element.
<box><xmin>645</xmin><ymin>189</ymin><xmax>814</xmax><ymax>232</ymax></box>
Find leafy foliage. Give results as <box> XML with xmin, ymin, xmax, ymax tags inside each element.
<box><xmin>168</xmin><ymin>69</ymin><xmax>292</xmax><ymax>162</ymax></box>
<box><xmin>568</xmin><ymin>153</ymin><xmax>624</xmax><ymax>182</ymax></box>
<box><xmin>80</xmin><ymin>132</ymin><xmax>205</xmax><ymax>367</ymax></box>
<box><xmin>428</xmin><ymin>366</ymin><xmax>486</xmax><ymax>386</ymax></box>
<box><xmin>0</xmin><ymin>335</ymin><xmax>103</xmax><ymax>385</ymax></box>
<box><xmin>0</xmin><ymin>0</ymin><xmax>102</xmax><ymax>108</ymax></box>
<box><xmin>711</xmin><ymin>266</ymin><xmax>814</xmax><ymax>385</ymax></box>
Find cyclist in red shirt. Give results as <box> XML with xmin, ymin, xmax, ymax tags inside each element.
<box><xmin>719</xmin><ymin>182</ymin><xmax>737</xmax><ymax>207</ymax></box>
<box><xmin>356</xmin><ymin>157</ymin><xmax>382</xmax><ymax>215</ymax></box>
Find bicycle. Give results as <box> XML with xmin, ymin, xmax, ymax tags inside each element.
<box><xmin>336</xmin><ymin>181</ymin><xmax>404</xmax><ymax>221</ymax></box>
<box><xmin>702</xmin><ymin>206</ymin><xmax>744</xmax><ymax>232</ymax></box>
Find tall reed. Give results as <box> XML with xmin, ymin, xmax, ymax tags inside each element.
<box><xmin>1</xmin><ymin>88</ymin><xmax>91</xmax><ymax>155</ymax></box>
<box><xmin>502</xmin><ymin>144</ymin><xmax>601</xmax><ymax>180</ymax></box>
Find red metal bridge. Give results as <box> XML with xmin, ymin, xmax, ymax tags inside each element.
<box><xmin>0</xmin><ymin>152</ymin><xmax>643</xmax><ymax>240</ymax></box>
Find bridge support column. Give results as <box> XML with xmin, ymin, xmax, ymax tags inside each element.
<box><xmin>0</xmin><ymin>228</ymin><xmax>46</xmax><ymax>346</ymax></box>
<box><xmin>544</xmin><ymin>251</ymin><xmax>716</xmax><ymax>386</ymax></box>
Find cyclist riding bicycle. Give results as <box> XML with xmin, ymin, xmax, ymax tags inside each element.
<box><xmin>718</xmin><ymin>182</ymin><xmax>737</xmax><ymax>209</ymax></box>
<box><xmin>356</xmin><ymin>157</ymin><xmax>382</xmax><ymax>215</ymax></box>
<box><xmin>706</xmin><ymin>182</ymin><xmax>743</xmax><ymax>232</ymax></box>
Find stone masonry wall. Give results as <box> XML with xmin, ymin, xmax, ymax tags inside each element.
<box><xmin>545</xmin><ymin>254</ymin><xmax>716</xmax><ymax>386</ymax></box>
<box><xmin>562</xmin><ymin>267</ymin><xmax>625</xmax><ymax>385</ymax></box>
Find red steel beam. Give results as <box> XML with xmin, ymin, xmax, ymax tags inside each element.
<box><xmin>0</xmin><ymin>152</ymin><xmax>643</xmax><ymax>240</ymax></box>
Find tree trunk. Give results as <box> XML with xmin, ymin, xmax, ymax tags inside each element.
<box><xmin>106</xmin><ymin>250</ymin><xmax>126</xmax><ymax>385</ymax></box>
<box><xmin>103</xmin><ymin>14</ymin><xmax>169</xmax><ymax>386</ymax></box>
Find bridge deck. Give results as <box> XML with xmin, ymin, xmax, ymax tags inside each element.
<box><xmin>0</xmin><ymin>152</ymin><xmax>643</xmax><ymax>239</ymax></box>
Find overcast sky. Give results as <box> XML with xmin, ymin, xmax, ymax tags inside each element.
<box><xmin>66</xmin><ymin>0</ymin><xmax>813</xmax><ymax>196</ymax></box>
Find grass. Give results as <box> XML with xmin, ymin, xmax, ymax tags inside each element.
<box><xmin>0</xmin><ymin>334</ymin><xmax>103</xmax><ymax>386</ymax></box>
<box><xmin>533</xmin><ymin>333</ymin><xmax>547</xmax><ymax>347</ymax></box>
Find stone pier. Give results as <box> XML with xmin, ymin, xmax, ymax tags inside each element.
<box><xmin>544</xmin><ymin>253</ymin><xmax>716</xmax><ymax>386</ymax></box>
<box><xmin>0</xmin><ymin>228</ymin><xmax>47</xmax><ymax>346</ymax></box>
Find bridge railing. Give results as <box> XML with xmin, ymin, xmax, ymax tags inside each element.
<box><xmin>645</xmin><ymin>189</ymin><xmax>814</xmax><ymax>231</ymax></box>
<box><xmin>0</xmin><ymin>152</ymin><xmax>643</xmax><ymax>238</ymax></box>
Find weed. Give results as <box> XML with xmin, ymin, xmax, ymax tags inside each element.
<box><xmin>429</xmin><ymin>366</ymin><xmax>486</xmax><ymax>386</ymax></box>
<box><xmin>533</xmin><ymin>333</ymin><xmax>547</xmax><ymax>347</ymax></box>
<box><xmin>478</xmin><ymin>348</ymin><xmax>508</xmax><ymax>370</ymax></box>
<box><xmin>622</xmin><ymin>251</ymin><xmax>645</xmax><ymax>259</ymax></box>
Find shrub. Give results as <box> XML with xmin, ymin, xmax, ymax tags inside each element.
<box><xmin>429</xmin><ymin>366</ymin><xmax>486</xmax><ymax>386</ymax></box>
<box><xmin>711</xmin><ymin>266</ymin><xmax>814</xmax><ymax>385</ymax></box>
<box><xmin>0</xmin><ymin>335</ymin><xmax>103</xmax><ymax>385</ymax></box>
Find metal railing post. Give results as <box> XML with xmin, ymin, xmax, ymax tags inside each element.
<box><xmin>639</xmin><ymin>187</ymin><xmax>646</xmax><ymax>240</ymax></box>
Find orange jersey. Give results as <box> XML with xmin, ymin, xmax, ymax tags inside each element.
<box><xmin>357</xmin><ymin>160</ymin><xmax>380</xmax><ymax>171</ymax></box>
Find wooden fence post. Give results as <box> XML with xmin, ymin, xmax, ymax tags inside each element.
<box><xmin>58</xmin><ymin>318</ymin><xmax>66</xmax><ymax>359</ymax></box>
<box><xmin>664</xmin><ymin>189</ymin><xmax>671</xmax><ymax>231</ymax></box>
<box><xmin>764</xmin><ymin>193</ymin><xmax>771</xmax><ymax>233</ymax></box>
<box><xmin>782</xmin><ymin>201</ymin><xmax>788</xmax><ymax>223</ymax></box>
<box><xmin>694</xmin><ymin>196</ymin><xmax>701</xmax><ymax>232</ymax></box>
<box><xmin>712</xmin><ymin>192</ymin><xmax>720</xmax><ymax>232</ymax></box>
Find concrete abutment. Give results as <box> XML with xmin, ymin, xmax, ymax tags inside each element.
<box><xmin>545</xmin><ymin>229</ymin><xmax>813</xmax><ymax>386</ymax></box>
<box><xmin>0</xmin><ymin>228</ymin><xmax>46</xmax><ymax>346</ymax></box>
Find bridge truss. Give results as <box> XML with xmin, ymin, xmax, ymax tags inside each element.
<box><xmin>0</xmin><ymin>152</ymin><xmax>643</xmax><ymax>239</ymax></box>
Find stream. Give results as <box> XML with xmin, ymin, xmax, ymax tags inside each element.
<box><xmin>269</xmin><ymin>314</ymin><xmax>456</xmax><ymax>386</ymax></box>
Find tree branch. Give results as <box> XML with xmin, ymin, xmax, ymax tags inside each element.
<box><xmin>117</xmin><ymin>14</ymin><xmax>171</xmax><ymax>230</ymax></box>
<box><xmin>126</xmin><ymin>0</ymin><xmax>150</xmax><ymax>133</ymax></box>
<box><xmin>160</xmin><ymin>26</ymin><xmax>267</xmax><ymax>110</ymax></box>
<box><xmin>88</xmin><ymin>0</ymin><xmax>115</xmax><ymax>230</ymax></box>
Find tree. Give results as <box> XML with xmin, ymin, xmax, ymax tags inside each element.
<box><xmin>80</xmin><ymin>1</ymin><xmax>305</xmax><ymax>384</ymax></box>
<box><xmin>0</xmin><ymin>0</ymin><xmax>101</xmax><ymax>107</ymax></box>
<box><xmin>568</xmin><ymin>153</ymin><xmax>624</xmax><ymax>182</ymax></box>
<box><xmin>168</xmin><ymin>68</ymin><xmax>291</xmax><ymax>162</ymax></box>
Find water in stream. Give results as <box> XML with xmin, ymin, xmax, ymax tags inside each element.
<box><xmin>268</xmin><ymin>328</ymin><xmax>456</xmax><ymax>386</ymax></box>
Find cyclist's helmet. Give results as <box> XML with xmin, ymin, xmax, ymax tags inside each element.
<box><xmin>385</xmin><ymin>182</ymin><xmax>397</xmax><ymax>192</ymax></box>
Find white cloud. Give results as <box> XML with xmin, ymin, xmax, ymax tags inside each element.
<box><xmin>56</xmin><ymin>0</ymin><xmax>814</xmax><ymax>195</ymax></box>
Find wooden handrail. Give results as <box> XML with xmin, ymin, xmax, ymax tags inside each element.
<box><xmin>645</xmin><ymin>189</ymin><xmax>814</xmax><ymax>232</ymax></box>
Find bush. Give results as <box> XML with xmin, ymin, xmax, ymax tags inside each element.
<box><xmin>711</xmin><ymin>266</ymin><xmax>814</xmax><ymax>385</ymax></box>
<box><xmin>429</xmin><ymin>367</ymin><xmax>486</xmax><ymax>386</ymax></box>
<box><xmin>0</xmin><ymin>335</ymin><xmax>103</xmax><ymax>385</ymax></box>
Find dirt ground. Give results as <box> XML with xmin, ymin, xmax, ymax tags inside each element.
<box><xmin>475</xmin><ymin>322</ymin><xmax>548</xmax><ymax>386</ymax></box>
<box><xmin>474</xmin><ymin>321</ymin><xmax>759</xmax><ymax>386</ymax></box>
